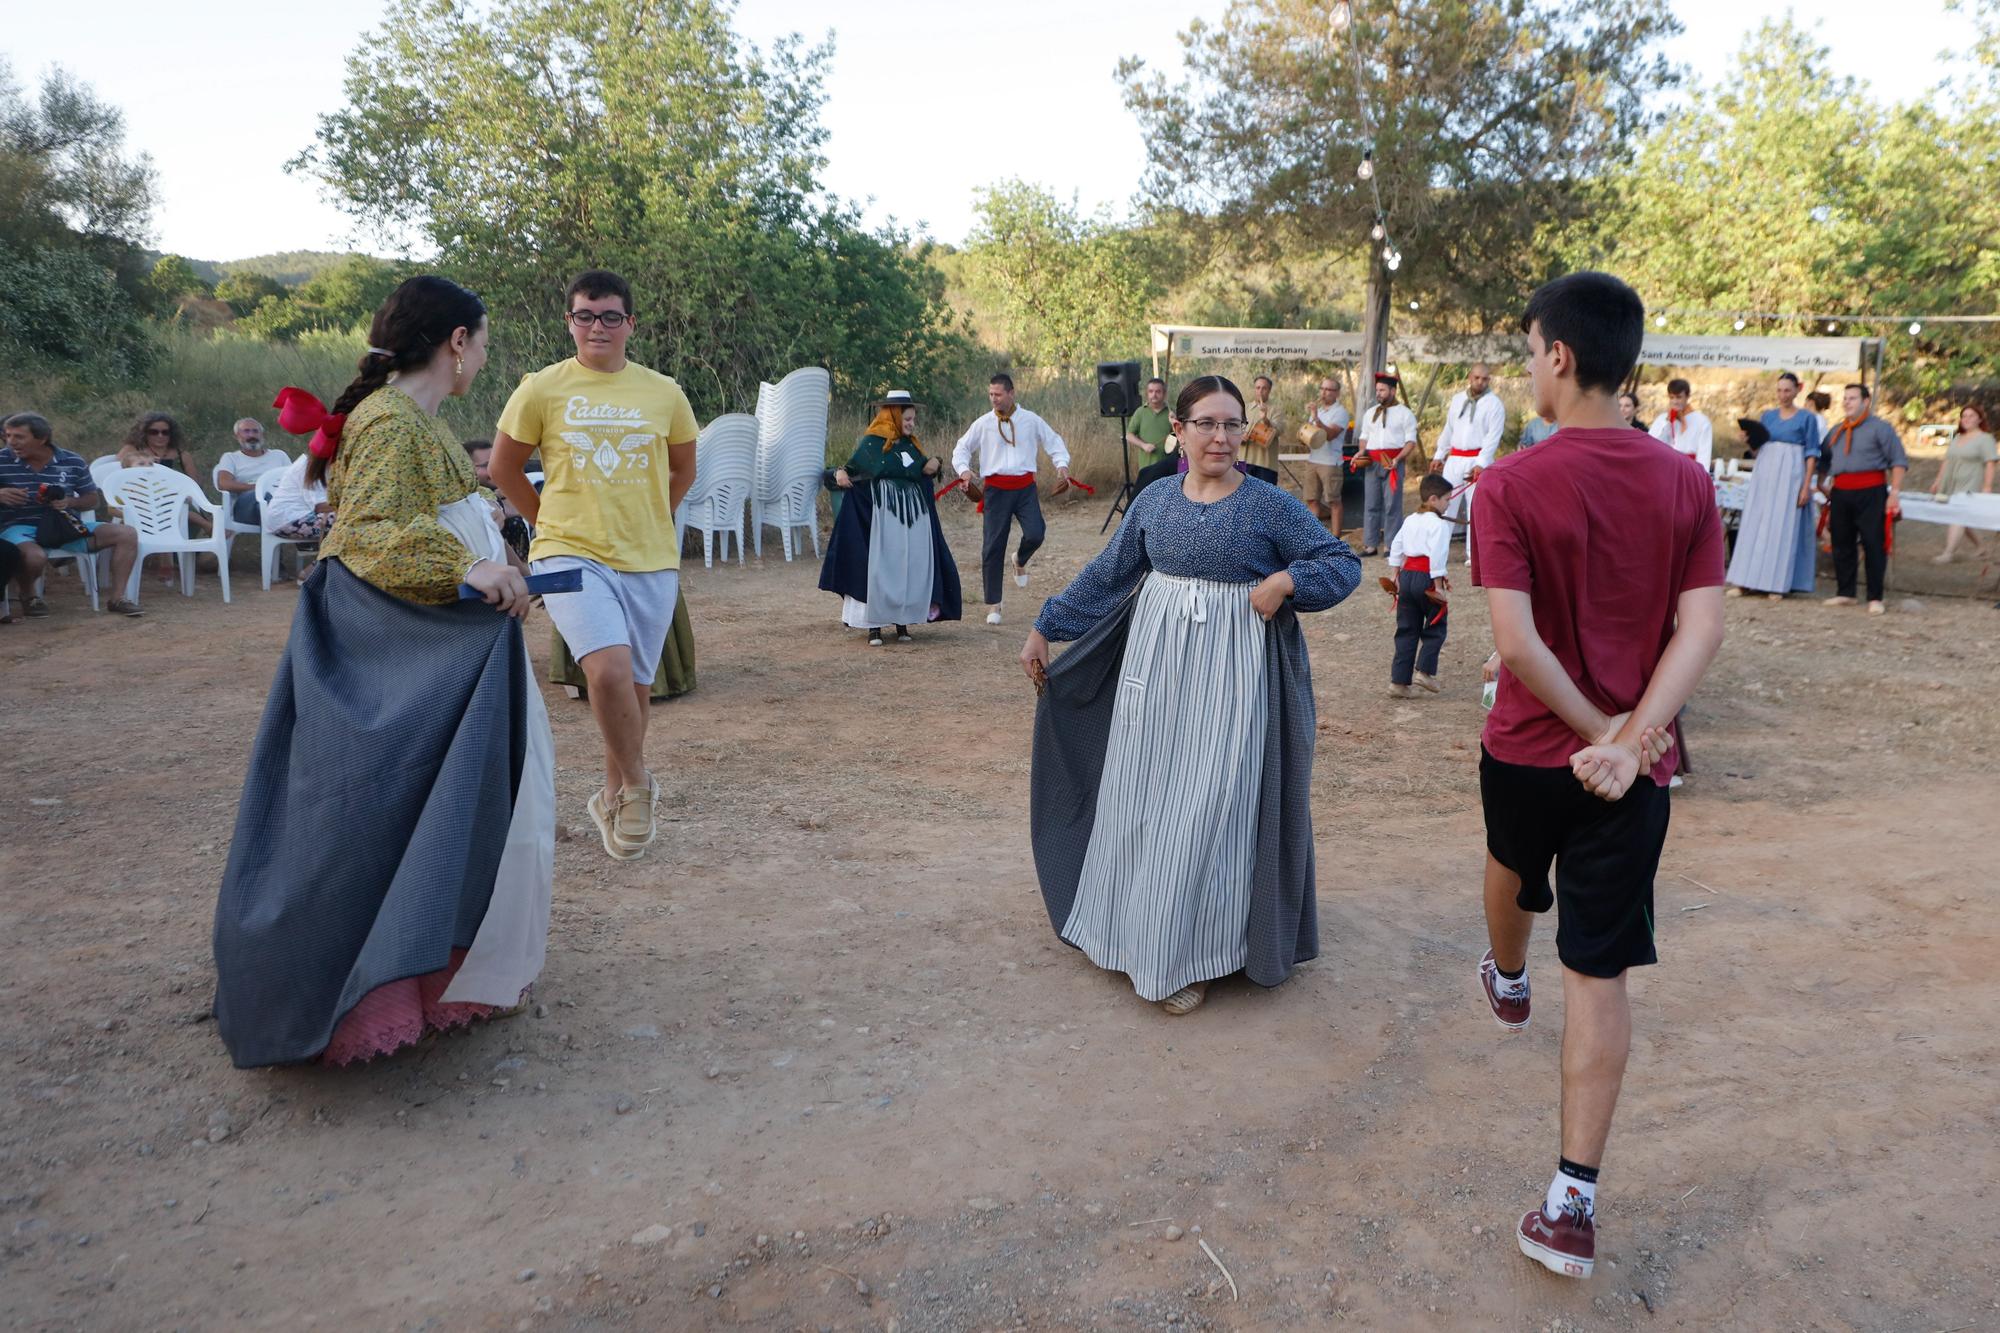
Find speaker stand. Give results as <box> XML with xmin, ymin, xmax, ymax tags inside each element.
<box><xmin>1101</xmin><ymin>419</ymin><xmax>1138</xmax><ymax>533</ymax></box>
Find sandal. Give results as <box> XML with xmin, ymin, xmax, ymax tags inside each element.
<box><xmin>25</xmin><ymin>597</ymin><xmax>50</xmax><ymax>617</ymax></box>
<box><xmin>1159</xmin><ymin>982</ymin><xmax>1209</xmax><ymax>1016</ymax></box>
<box><xmin>106</xmin><ymin>598</ymin><xmax>145</xmax><ymax>617</ymax></box>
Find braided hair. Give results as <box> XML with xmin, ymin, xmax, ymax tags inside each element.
<box><xmin>307</xmin><ymin>275</ymin><xmax>487</xmax><ymax>486</ymax></box>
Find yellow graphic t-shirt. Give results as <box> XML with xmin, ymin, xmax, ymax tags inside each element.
<box><xmin>498</xmin><ymin>358</ymin><xmax>700</xmax><ymax>572</ymax></box>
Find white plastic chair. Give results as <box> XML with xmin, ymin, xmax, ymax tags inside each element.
<box><xmin>751</xmin><ymin>366</ymin><xmax>832</xmax><ymax>560</ymax></box>
<box><xmin>104</xmin><ymin>466</ymin><xmax>231</xmax><ymax>604</ymax></box>
<box><xmin>17</xmin><ymin>464</ymin><xmax>110</xmax><ymax>610</ymax></box>
<box><xmin>675</xmin><ymin>414</ymin><xmax>759</xmax><ymax>567</ymax></box>
<box><xmin>30</xmin><ymin>540</ymin><xmax>104</xmax><ymax>612</ymax></box>
<box><xmin>212</xmin><ymin>460</ymin><xmax>269</xmax><ymax>563</ymax></box>
<box><xmin>255</xmin><ymin>471</ymin><xmax>317</xmax><ymax>590</ymax></box>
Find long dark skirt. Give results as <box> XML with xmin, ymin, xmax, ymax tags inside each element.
<box><xmin>213</xmin><ymin>561</ymin><xmax>546</xmax><ymax>1068</ymax></box>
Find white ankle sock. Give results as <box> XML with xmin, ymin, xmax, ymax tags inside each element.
<box><xmin>1493</xmin><ymin>963</ymin><xmax>1528</xmax><ymax>999</ymax></box>
<box><xmin>1544</xmin><ymin>1160</ymin><xmax>1598</xmax><ymax>1223</ymax></box>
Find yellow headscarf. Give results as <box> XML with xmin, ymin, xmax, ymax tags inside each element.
<box><xmin>866</xmin><ymin>405</ymin><xmax>915</xmax><ymax>446</ymax></box>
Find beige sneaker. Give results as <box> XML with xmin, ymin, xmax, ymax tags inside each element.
<box><xmin>1867</xmin><ymin>600</ymin><xmax>1886</xmax><ymax>615</ymax></box>
<box><xmin>1823</xmin><ymin>595</ymin><xmax>1857</xmax><ymax>607</ymax></box>
<box><xmin>615</xmin><ymin>783</ymin><xmax>656</xmax><ymax>849</ymax></box>
<box><xmin>1387</xmin><ymin>682</ymin><xmax>1413</xmax><ymax>698</ymax></box>
<box><xmin>1414</xmin><ymin>672</ymin><xmax>1441</xmax><ymax>694</ymax></box>
<box><xmin>588</xmin><ymin>788</ymin><xmax>644</xmax><ymax>861</ymax></box>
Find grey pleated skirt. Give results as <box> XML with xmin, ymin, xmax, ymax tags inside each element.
<box><xmin>1725</xmin><ymin>441</ymin><xmax>1815</xmax><ymax>594</ymax></box>
<box><xmin>841</xmin><ymin>488</ymin><xmax>935</xmax><ymax>628</ymax></box>
<box><xmin>1060</xmin><ymin>572</ymin><xmax>1268</xmax><ymax>1000</ymax></box>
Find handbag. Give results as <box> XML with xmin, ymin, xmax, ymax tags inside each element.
<box><xmin>35</xmin><ymin>504</ymin><xmax>91</xmax><ymax>550</ymax></box>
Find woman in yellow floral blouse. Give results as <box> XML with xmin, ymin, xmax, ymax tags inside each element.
<box><xmin>214</xmin><ymin>276</ymin><xmax>555</xmax><ymax>1069</ymax></box>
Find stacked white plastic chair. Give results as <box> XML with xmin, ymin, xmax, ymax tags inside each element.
<box><xmin>750</xmin><ymin>366</ymin><xmax>832</xmax><ymax>561</ymax></box>
<box><xmin>103</xmin><ymin>466</ymin><xmax>231</xmax><ymax>604</ymax></box>
<box><xmin>674</xmin><ymin>413</ymin><xmax>759</xmax><ymax>567</ymax></box>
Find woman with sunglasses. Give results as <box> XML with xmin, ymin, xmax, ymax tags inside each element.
<box><xmin>1022</xmin><ymin>375</ymin><xmax>1360</xmax><ymax>1016</ymax></box>
<box><xmin>116</xmin><ymin>411</ymin><xmax>213</xmax><ymax>580</ymax></box>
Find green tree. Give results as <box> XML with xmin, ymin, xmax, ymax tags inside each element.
<box><xmin>148</xmin><ymin>253</ymin><xmax>208</xmax><ymax>302</ymax></box>
<box><xmin>1563</xmin><ymin>20</ymin><xmax>1873</xmax><ymax>326</ymax></box>
<box><xmin>1567</xmin><ymin>16</ymin><xmax>2000</xmax><ymax>408</ymax></box>
<box><xmin>956</xmin><ymin>181</ymin><xmax>1169</xmax><ymax>367</ymax></box>
<box><xmin>1120</xmin><ymin>0</ymin><xmax>1681</xmax><ymax>379</ymax></box>
<box><xmin>0</xmin><ymin>57</ymin><xmax>156</xmax><ymax>252</ymax></box>
<box><xmin>291</xmin><ymin>0</ymin><xmax>968</xmax><ymax>413</ymax></box>
<box><xmin>0</xmin><ymin>59</ymin><xmax>156</xmax><ymax>374</ymax></box>
<box><xmin>214</xmin><ymin>270</ymin><xmax>288</xmax><ymax>316</ymax></box>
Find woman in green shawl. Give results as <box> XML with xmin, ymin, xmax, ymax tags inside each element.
<box><xmin>820</xmin><ymin>391</ymin><xmax>963</xmax><ymax>645</ymax></box>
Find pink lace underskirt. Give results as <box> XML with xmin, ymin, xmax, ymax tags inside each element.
<box><xmin>320</xmin><ymin>948</ymin><xmax>517</xmax><ymax>1066</ymax></box>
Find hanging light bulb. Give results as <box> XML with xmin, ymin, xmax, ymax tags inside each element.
<box><xmin>1370</xmin><ymin>219</ymin><xmax>1386</xmax><ymax>241</ymax></box>
<box><xmin>1382</xmin><ymin>243</ymin><xmax>1394</xmax><ymax>262</ymax></box>
<box><xmin>1655</xmin><ymin>314</ymin><xmax>1667</xmax><ymax>328</ymax></box>
<box><xmin>1826</xmin><ymin>320</ymin><xmax>1838</xmax><ymax>332</ymax></box>
<box><xmin>1386</xmin><ymin>250</ymin><xmax>1403</xmax><ymax>272</ymax></box>
<box><xmin>1408</xmin><ymin>299</ymin><xmax>1420</xmax><ymax>311</ymax></box>
<box><xmin>1908</xmin><ymin>321</ymin><xmax>1922</xmax><ymax>335</ymax></box>
<box><xmin>1329</xmin><ymin>2</ymin><xmax>1352</xmax><ymax>35</ymax></box>
<box><xmin>1357</xmin><ymin>145</ymin><xmax>1375</xmax><ymax>181</ymax></box>
<box><xmin>1734</xmin><ymin>317</ymin><xmax>1746</xmax><ymax>331</ymax></box>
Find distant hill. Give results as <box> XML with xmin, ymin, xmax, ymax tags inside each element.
<box><xmin>212</xmin><ymin>251</ymin><xmax>370</xmax><ymax>287</ymax></box>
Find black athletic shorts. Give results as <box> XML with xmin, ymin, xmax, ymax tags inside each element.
<box><xmin>1479</xmin><ymin>747</ymin><xmax>1670</xmax><ymax>978</ymax></box>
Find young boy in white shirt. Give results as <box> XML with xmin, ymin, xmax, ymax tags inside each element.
<box><xmin>1385</xmin><ymin>472</ymin><xmax>1454</xmax><ymax>696</ymax></box>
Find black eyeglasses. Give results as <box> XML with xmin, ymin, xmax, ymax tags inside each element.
<box><xmin>147</xmin><ymin>426</ymin><xmax>172</xmax><ymax>435</ymax></box>
<box><xmin>567</xmin><ymin>310</ymin><xmax>631</xmax><ymax>328</ymax></box>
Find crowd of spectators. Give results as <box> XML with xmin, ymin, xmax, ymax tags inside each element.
<box><xmin>0</xmin><ymin>408</ymin><xmax>339</xmax><ymax>621</ymax></box>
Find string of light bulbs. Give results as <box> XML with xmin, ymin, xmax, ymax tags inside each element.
<box><xmin>1330</xmin><ymin>2</ymin><xmax>1402</xmax><ymax>273</ymax></box>
<box><xmin>1648</xmin><ymin>308</ymin><xmax>1997</xmax><ymax>336</ymax></box>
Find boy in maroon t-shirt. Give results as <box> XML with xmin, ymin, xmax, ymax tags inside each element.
<box><xmin>1470</xmin><ymin>271</ymin><xmax>1726</xmax><ymax>1281</ymax></box>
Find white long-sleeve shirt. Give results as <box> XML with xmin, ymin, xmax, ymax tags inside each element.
<box><xmin>1435</xmin><ymin>390</ymin><xmax>1506</xmax><ymax>465</ymax></box>
<box><xmin>1650</xmin><ymin>410</ymin><xmax>1714</xmax><ymax>471</ymax></box>
<box><xmin>1355</xmin><ymin>402</ymin><xmax>1418</xmax><ymax>457</ymax></box>
<box><xmin>1388</xmin><ymin>509</ymin><xmax>1452</xmax><ymax>573</ymax></box>
<box><xmin>953</xmin><ymin>407</ymin><xmax>1070</xmax><ymax>479</ymax></box>
<box><xmin>262</xmin><ymin>453</ymin><xmax>328</xmax><ymax>533</ymax></box>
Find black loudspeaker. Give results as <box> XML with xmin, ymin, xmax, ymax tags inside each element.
<box><xmin>1096</xmin><ymin>360</ymin><xmax>1141</xmax><ymax>418</ymax></box>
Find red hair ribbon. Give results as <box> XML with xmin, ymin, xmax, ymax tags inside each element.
<box><xmin>273</xmin><ymin>387</ymin><xmax>347</xmax><ymax>462</ymax></box>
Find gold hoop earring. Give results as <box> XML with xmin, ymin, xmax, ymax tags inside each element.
<box><xmin>453</xmin><ymin>356</ymin><xmax>465</xmax><ymax>387</ymax></box>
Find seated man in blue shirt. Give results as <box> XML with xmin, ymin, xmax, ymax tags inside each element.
<box><xmin>0</xmin><ymin>412</ymin><xmax>143</xmax><ymax>616</ymax></box>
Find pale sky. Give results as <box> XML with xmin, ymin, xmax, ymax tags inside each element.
<box><xmin>3</xmin><ymin>0</ymin><xmax>1981</xmax><ymax>262</ymax></box>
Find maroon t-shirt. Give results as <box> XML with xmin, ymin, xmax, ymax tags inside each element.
<box><xmin>1472</xmin><ymin>425</ymin><xmax>1725</xmax><ymax>785</ymax></box>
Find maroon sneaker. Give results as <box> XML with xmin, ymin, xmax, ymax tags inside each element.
<box><xmin>1518</xmin><ymin>1207</ymin><xmax>1594</xmax><ymax>1279</ymax></box>
<box><xmin>1478</xmin><ymin>949</ymin><xmax>1530</xmax><ymax>1030</ymax></box>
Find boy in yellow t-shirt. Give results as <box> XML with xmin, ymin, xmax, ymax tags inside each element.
<box><xmin>490</xmin><ymin>270</ymin><xmax>699</xmax><ymax>861</ymax></box>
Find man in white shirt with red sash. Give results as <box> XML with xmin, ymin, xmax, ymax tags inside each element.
<box><xmin>1354</xmin><ymin>371</ymin><xmax>1418</xmax><ymax>555</ymax></box>
<box><xmin>1647</xmin><ymin>378</ymin><xmax>1714</xmax><ymax>471</ymax></box>
<box><xmin>1431</xmin><ymin>362</ymin><xmax>1506</xmax><ymax>566</ymax></box>
<box><xmin>953</xmin><ymin>372</ymin><xmax>1070</xmax><ymax>625</ymax></box>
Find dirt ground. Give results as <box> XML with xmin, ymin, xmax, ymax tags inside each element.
<box><xmin>3</xmin><ymin>491</ymin><xmax>1997</xmax><ymax>1333</ymax></box>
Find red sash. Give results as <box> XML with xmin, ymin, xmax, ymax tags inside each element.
<box><xmin>1448</xmin><ymin>448</ymin><xmax>1481</xmax><ymax>459</ymax></box>
<box><xmin>1831</xmin><ymin>470</ymin><xmax>1886</xmax><ymax>491</ymax></box>
<box><xmin>976</xmin><ymin>470</ymin><xmax>1035</xmax><ymax>514</ymax></box>
<box><xmin>1402</xmin><ymin>556</ymin><xmax>1432</xmax><ymax>574</ymax></box>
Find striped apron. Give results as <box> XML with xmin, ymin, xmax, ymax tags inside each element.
<box><xmin>1060</xmin><ymin>572</ymin><xmax>1268</xmax><ymax>1000</ymax></box>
